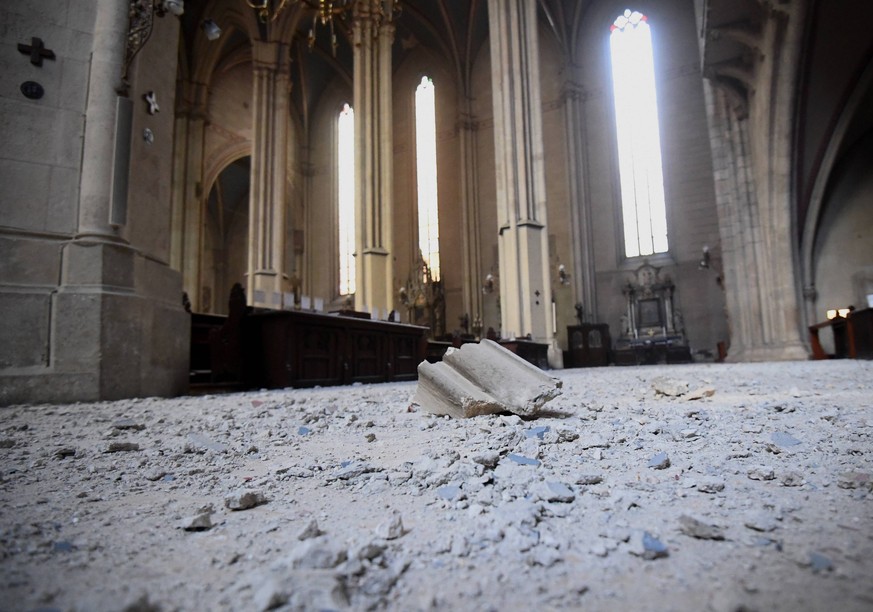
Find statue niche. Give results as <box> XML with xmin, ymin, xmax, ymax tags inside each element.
<box><xmin>613</xmin><ymin>262</ymin><xmax>691</xmax><ymax>365</ymax></box>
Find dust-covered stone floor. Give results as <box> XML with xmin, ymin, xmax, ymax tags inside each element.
<box><xmin>1</xmin><ymin>360</ymin><xmax>872</xmax><ymax>611</ymax></box>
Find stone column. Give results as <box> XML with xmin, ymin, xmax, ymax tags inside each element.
<box><xmin>352</xmin><ymin>0</ymin><xmax>395</xmax><ymax>317</ymax></box>
<box><xmin>299</xmin><ymin>150</ymin><xmax>317</xmax><ymax>305</ymax></box>
<box><xmin>702</xmin><ymin>3</ymin><xmax>808</xmax><ymax>361</ymax></box>
<box><xmin>59</xmin><ymin>0</ymin><xmax>134</xmax><ymax>290</ymax></box>
<box><xmin>170</xmin><ymin>81</ymin><xmax>208</xmax><ymax>310</ymax></box>
<box><xmin>248</xmin><ymin>41</ymin><xmax>291</xmax><ymax>309</ymax></box>
<box><xmin>50</xmin><ymin>0</ymin><xmax>188</xmax><ymax>401</ymax></box>
<box><xmin>561</xmin><ymin>68</ymin><xmax>597</xmax><ymax>323</ymax></box>
<box><xmin>75</xmin><ymin>0</ymin><xmax>130</xmax><ymax>244</ymax></box>
<box><xmin>487</xmin><ymin>0</ymin><xmax>554</xmax><ymax>344</ymax></box>
<box><xmin>458</xmin><ymin>105</ymin><xmax>483</xmax><ymax>330</ymax></box>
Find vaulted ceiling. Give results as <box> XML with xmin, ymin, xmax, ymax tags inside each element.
<box><xmin>177</xmin><ymin>0</ymin><xmax>596</xmax><ymax>129</ymax></box>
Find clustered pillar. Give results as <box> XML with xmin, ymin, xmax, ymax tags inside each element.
<box><xmin>248</xmin><ymin>41</ymin><xmax>291</xmax><ymax>309</ymax></box>
<box><xmin>351</xmin><ymin>0</ymin><xmax>396</xmax><ymax>318</ymax></box>
<box><xmin>487</xmin><ymin>0</ymin><xmax>554</xmax><ymax>345</ymax></box>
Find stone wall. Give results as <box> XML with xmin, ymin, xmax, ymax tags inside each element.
<box><xmin>0</xmin><ymin>1</ymin><xmax>189</xmax><ymax>405</ymax></box>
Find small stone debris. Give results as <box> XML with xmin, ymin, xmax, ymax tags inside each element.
<box><xmin>808</xmin><ymin>551</ymin><xmax>834</xmax><ymax>573</ymax></box>
<box><xmin>651</xmin><ymin>377</ymin><xmax>688</xmax><ymax>397</ymax></box>
<box><xmin>837</xmin><ymin>471</ymin><xmax>872</xmax><ymax>490</ymax></box>
<box><xmin>224</xmin><ymin>490</ymin><xmax>267</xmax><ymax>511</ymax></box>
<box><xmin>678</xmin><ymin>515</ymin><xmax>725</xmax><ymax>540</ymax></box>
<box><xmin>287</xmin><ymin>537</ymin><xmax>348</xmax><ymax>570</ymax></box>
<box><xmin>629</xmin><ymin>531</ymin><xmax>669</xmax><ymax>560</ymax></box>
<box><xmin>105</xmin><ymin>442</ymin><xmax>140</xmax><ymax>453</ymax></box>
<box><xmin>684</xmin><ymin>386</ymin><xmax>716</xmax><ymax>401</ymax></box>
<box><xmin>576</xmin><ymin>474</ymin><xmax>603</xmax><ymax>485</ymax></box>
<box><xmin>648</xmin><ymin>452</ymin><xmax>670</xmax><ymax>470</ymax></box>
<box><xmin>374</xmin><ymin>511</ymin><xmax>405</xmax><ymax>540</ymax></box>
<box><xmin>556</xmin><ymin>428</ymin><xmax>580</xmax><ymax>442</ymax></box>
<box><xmin>112</xmin><ymin>418</ymin><xmax>145</xmax><ymax>431</ymax></box>
<box><xmin>185</xmin><ymin>433</ymin><xmax>228</xmax><ymax>454</ymax></box>
<box><xmin>53</xmin><ymin>540</ymin><xmax>76</xmax><ymax>553</ymax></box>
<box><xmin>0</xmin><ymin>438</ymin><xmax>17</xmax><ymax>449</ymax></box>
<box><xmin>770</xmin><ymin>431</ymin><xmax>801</xmax><ymax>448</ymax></box>
<box><xmin>330</xmin><ymin>460</ymin><xmax>379</xmax><ymax>481</ymax></box>
<box><xmin>747</xmin><ymin>466</ymin><xmax>776</xmax><ymax>481</ymax></box>
<box><xmin>779</xmin><ymin>471</ymin><xmax>804</xmax><ymax>487</ymax></box>
<box><xmin>297</xmin><ymin>519</ymin><xmax>323</xmax><ymax>541</ymax></box>
<box><xmin>543</xmin><ymin>481</ymin><xmax>575</xmax><ymax>503</ymax></box>
<box><xmin>471</xmin><ymin>450</ymin><xmax>500</xmax><ymax>468</ymax></box>
<box><xmin>121</xmin><ymin>593</ymin><xmax>162</xmax><ymax>612</ymax></box>
<box><xmin>144</xmin><ymin>469</ymin><xmax>168</xmax><ymax>482</ymax></box>
<box><xmin>180</xmin><ymin>510</ymin><xmax>214</xmax><ymax>531</ymax></box>
<box><xmin>525</xmin><ymin>426</ymin><xmax>550</xmax><ymax>440</ymax></box>
<box><xmin>508</xmin><ymin>453</ymin><xmax>540</xmax><ymax>467</ymax></box>
<box><xmin>436</xmin><ymin>485</ymin><xmax>462</xmax><ymax>501</ymax></box>
<box><xmin>696</xmin><ymin>477</ymin><xmax>725</xmax><ymax>494</ymax></box>
<box><xmin>253</xmin><ymin>570</ymin><xmax>349</xmax><ymax>612</ymax></box>
<box><xmin>365</xmin><ymin>433</ymin><xmax>377</xmax><ymax>443</ymax></box>
<box><xmin>744</xmin><ymin>512</ymin><xmax>779</xmax><ymax>533</ymax></box>
<box><xmin>54</xmin><ymin>446</ymin><xmax>77</xmax><ymax>459</ymax></box>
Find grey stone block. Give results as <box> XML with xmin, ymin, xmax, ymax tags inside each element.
<box><xmin>413</xmin><ymin>339</ymin><xmax>562</xmax><ymax>418</ymax></box>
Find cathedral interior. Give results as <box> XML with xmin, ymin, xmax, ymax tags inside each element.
<box><xmin>2</xmin><ymin>3</ymin><xmax>873</xmax><ymax>610</ymax></box>
<box><xmin>1</xmin><ymin>0</ymin><xmax>872</xmax><ymax>403</ymax></box>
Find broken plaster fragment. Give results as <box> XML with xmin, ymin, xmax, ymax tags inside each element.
<box><xmin>412</xmin><ymin>339</ymin><xmax>562</xmax><ymax>418</ymax></box>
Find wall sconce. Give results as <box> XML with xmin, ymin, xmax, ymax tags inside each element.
<box><xmin>398</xmin><ymin>285</ymin><xmax>409</xmax><ymax>306</ymax></box>
<box><xmin>698</xmin><ymin>245</ymin><xmax>711</xmax><ymax>270</ymax></box>
<box><xmin>558</xmin><ymin>264</ymin><xmax>570</xmax><ymax>286</ymax></box>
<box><xmin>201</xmin><ymin>19</ymin><xmax>222</xmax><ymax>41</ymax></box>
<box><xmin>482</xmin><ymin>272</ymin><xmax>496</xmax><ymax>295</ymax></box>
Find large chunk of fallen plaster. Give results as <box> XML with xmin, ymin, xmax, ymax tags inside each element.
<box><xmin>412</xmin><ymin>339</ymin><xmax>562</xmax><ymax>418</ymax></box>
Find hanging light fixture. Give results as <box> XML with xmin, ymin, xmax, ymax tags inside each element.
<box><xmin>245</xmin><ymin>0</ymin><xmax>400</xmax><ymax>55</ymax></box>
<box><xmin>245</xmin><ymin>0</ymin><xmax>290</xmax><ymax>23</ymax></box>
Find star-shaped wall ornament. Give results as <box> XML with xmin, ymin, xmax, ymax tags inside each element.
<box><xmin>143</xmin><ymin>91</ymin><xmax>160</xmax><ymax>115</ymax></box>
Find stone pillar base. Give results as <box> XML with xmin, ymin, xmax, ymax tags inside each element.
<box><xmin>0</xmin><ymin>243</ymin><xmax>189</xmax><ymax>405</ymax></box>
<box><xmin>725</xmin><ymin>343</ymin><xmax>809</xmax><ymax>363</ymax></box>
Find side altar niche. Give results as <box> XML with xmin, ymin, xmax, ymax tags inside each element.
<box><xmin>613</xmin><ymin>262</ymin><xmax>692</xmax><ymax>365</ymax></box>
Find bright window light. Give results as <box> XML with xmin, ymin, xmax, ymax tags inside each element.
<box><xmin>610</xmin><ymin>9</ymin><xmax>668</xmax><ymax>258</ymax></box>
<box><xmin>415</xmin><ymin>76</ymin><xmax>440</xmax><ymax>281</ymax></box>
<box><xmin>338</xmin><ymin>103</ymin><xmax>355</xmax><ymax>296</ymax></box>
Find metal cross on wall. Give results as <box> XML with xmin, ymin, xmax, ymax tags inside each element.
<box><xmin>18</xmin><ymin>37</ymin><xmax>55</xmax><ymax>67</ymax></box>
<box><xmin>143</xmin><ymin>91</ymin><xmax>160</xmax><ymax>115</ymax></box>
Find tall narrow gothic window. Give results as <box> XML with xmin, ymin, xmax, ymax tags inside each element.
<box><xmin>337</xmin><ymin>103</ymin><xmax>355</xmax><ymax>295</ymax></box>
<box><xmin>610</xmin><ymin>9</ymin><xmax>668</xmax><ymax>258</ymax></box>
<box><xmin>415</xmin><ymin>76</ymin><xmax>440</xmax><ymax>280</ymax></box>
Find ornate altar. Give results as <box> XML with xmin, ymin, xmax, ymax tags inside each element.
<box><xmin>613</xmin><ymin>262</ymin><xmax>692</xmax><ymax>365</ymax></box>
<box><xmin>399</xmin><ymin>252</ymin><xmax>445</xmax><ymax>339</ymax></box>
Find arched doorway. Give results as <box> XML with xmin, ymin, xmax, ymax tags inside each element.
<box><xmin>202</xmin><ymin>156</ymin><xmax>250</xmax><ymax>315</ymax></box>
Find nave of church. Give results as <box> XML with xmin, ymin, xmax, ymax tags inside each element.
<box><xmin>1</xmin><ymin>0</ymin><xmax>872</xmax><ymax>403</ymax></box>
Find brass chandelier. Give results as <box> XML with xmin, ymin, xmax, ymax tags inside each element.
<box><xmin>245</xmin><ymin>0</ymin><xmax>400</xmax><ymax>54</ymax></box>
